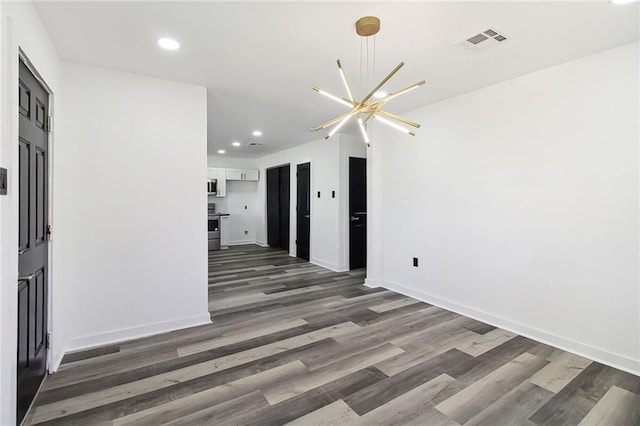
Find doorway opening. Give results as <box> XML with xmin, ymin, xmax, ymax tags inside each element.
<box><xmin>296</xmin><ymin>162</ymin><xmax>311</xmax><ymax>261</ymax></box>
<box><xmin>266</xmin><ymin>164</ymin><xmax>290</xmax><ymax>251</ymax></box>
<box><xmin>349</xmin><ymin>157</ymin><xmax>367</xmax><ymax>270</ymax></box>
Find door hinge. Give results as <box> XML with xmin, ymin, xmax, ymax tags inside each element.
<box><xmin>47</xmin><ymin>116</ymin><xmax>52</xmax><ymax>133</ymax></box>
<box><xmin>45</xmin><ymin>333</ymin><xmax>51</xmax><ymax>349</ymax></box>
<box><xmin>47</xmin><ymin>225</ymin><xmax>52</xmax><ymax>239</ymax></box>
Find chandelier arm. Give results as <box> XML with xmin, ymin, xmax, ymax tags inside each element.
<box><xmin>325</xmin><ymin>115</ymin><xmax>353</xmax><ymax>140</ymax></box>
<box><xmin>313</xmin><ymin>107</ymin><xmax>361</xmax><ymax>131</ymax></box>
<box><xmin>371</xmin><ymin>81</ymin><xmax>426</xmax><ymax>106</ymax></box>
<box><xmin>336</xmin><ymin>60</ymin><xmax>355</xmax><ymax>102</ymax></box>
<box><xmin>375</xmin><ymin>115</ymin><xmax>416</xmax><ymax>136</ymax></box>
<box><xmin>359</xmin><ymin>62</ymin><xmax>404</xmax><ymax>107</ymax></box>
<box><xmin>375</xmin><ymin>109</ymin><xmax>421</xmax><ymax>128</ymax></box>
<box><xmin>357</xmin><ymin>116</ymin><xmax>371</xmax><ymax>147</ymax></box>
<box><xmin>313</xmin><ymin>86</ymin><xmax>354</xmax><ymax>108</ymax></box>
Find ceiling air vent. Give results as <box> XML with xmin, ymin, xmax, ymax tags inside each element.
<box><xmin>456</xmin><ymin>28</ymin><xmax>508</xmax><ymax>53</ymax></box>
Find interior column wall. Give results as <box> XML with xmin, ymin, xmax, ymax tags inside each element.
<box><xmin>53</xmin><ymin>62</ymin><xmax>210</xmax><ymax>364</ymax></box>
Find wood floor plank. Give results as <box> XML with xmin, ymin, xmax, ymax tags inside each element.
<box><xmin>454</xmin><ymin>328</ymin><xmax>517</xmax><ymax>357</ymax></box>
<box><xmin>361</xmin><ymin>373</ymin><xmax>456</xmax><ymax>425</ymax></box>
<box><xmin>577</xmin><ymin>385</ymin><xmax>640</xmax><ymax>426</ymax></box>
<box><xmin>368</xmin><ymin>297</ymin><xmax>421</xmax><ymax>313</ymax></box>
<box><xmin>464</xmin><ymin>381</ymin><xmax>554</xmax><ymax>426</ymax></box>
<box><xmin>60</xmin><ymin>344</ymin><xmax>121</xmax><ymax>365</ymax></box>
<box><xmin>529</xmin><ymin>350</ymin><xmax>593</xmax><ymax>393</ymax></box>
<box><xmin>284</xmin><ymin>400</ymin><xmax>360</xmax><ymax>426</ymax></box>
<box><xmin>435</xmin><ymin>352</ymin><xmax>549</xmax><ymax>424</ymax></box>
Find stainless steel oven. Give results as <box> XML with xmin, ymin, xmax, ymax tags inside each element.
<box><xmin>208</xmin><ymin>215</ymin><xmax>220</xmax><ymax>250</ymax></box>
<box><xmin>208</xmin><ymin>203</ymin><xmax>220</xmax><ymax>250</ymax></box>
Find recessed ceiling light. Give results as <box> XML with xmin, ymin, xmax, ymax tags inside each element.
<box><xmin>232</xmin><ymin>141</ymin><xmax>241</xmax><ymax>147</ymax></box>
<box><xmin>217</xmin><ymin>149</ymin><xmax>226</xmax><ymax>154</ymax></box>
<box><xmin>373</xmin><ymin>90</ymin><xmax>387</xmax><ymax>99</ymax></box>
<box><xmin>158</xmin><ymin>38</ymin><xmax>180</xmax><ymax>50</ymax></box>
<box><xmin>252</xmin><ymin>130</ymin><xmax>262</xmax><ymax>136</ymax></box>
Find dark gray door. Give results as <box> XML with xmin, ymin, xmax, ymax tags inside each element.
<box><xmin>349</xmin><ymin>157</ymin><xmax>367</xmax><ymax>269</ymax></box>
<box><xmin>296</xmin><ymin>163</ymin><xmax>310</xmax><ymax>261</ymax></box>
<box><xmin>267</xmin><ymin>167</ymin><xmax>280</xmax><ymax>247</ymax></box>
<box><xmin>266</xmin><ymin>165</ymin><xmax>290</xmax><ymax>251</ymax></box>
<box><xmin>17</xmin><ymin>59</ymin><xmax>49</xmax><ymax>425</ymax></box>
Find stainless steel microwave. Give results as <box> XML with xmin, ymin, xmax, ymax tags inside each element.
<box><xmin>207</xmin><ymin>179</ymin><xmax>217</xmax><ymax>195</ymax></box>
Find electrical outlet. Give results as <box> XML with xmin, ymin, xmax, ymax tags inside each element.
<box><xmin>332</xmin><ymin>190</ymin><xmax>335</xmax><ymax>198</ymax></box>
<box><xmin>413</xmin><ymin>257</ymin><xmax>419</xmax><ymax>267</ymax></box>
<box><xmin>245</xmin><ymin>205</ymin><xmax>247</xmax><ymax>210</ymax></box>
<box><xmin>317</xmin><ymin>191</ymin><xmax>321</xmax><ymax>198</ymax></box>
<box><xmin>244</xmin><ymin>230</ymin><xmax>248</xmax><ymax>235</ymax></box>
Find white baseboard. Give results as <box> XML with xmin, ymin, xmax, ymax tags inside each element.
<box><xmin>310</xmin><ymin>257</ymin><xmax>348</xmax><ymax>273</ymax></box>
<box><xmin>229</xmin><ymin>240</ymin><xmax>256</xmax><ymax>246</ymax></box>
<box><xmin>255</xmin><ymin>241</ymin><xmax>269</xmax><ymax>247</ymax></box>
<box><xmin>382</xmin><ymin>279</ymin><xmax>640</xmax><ymax>377</ymax></box>
<box><xmin>52</xmin><ymin>313</ymin><xmax>211</xmax><ymax>372</ymax></box>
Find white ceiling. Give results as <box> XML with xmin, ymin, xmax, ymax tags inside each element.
<box><xmin>35</xmin><ymin>1</ymin><xmax>639</xmax><ymax>158</ymax></box>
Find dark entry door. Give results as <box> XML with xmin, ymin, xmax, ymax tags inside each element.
<box><xmin>296</xmin><ymin>162</ymin><xmax>310</xmax><ymax>261</ymax></box>
<box><xmin>267</xmin><ymin>167</ymin><xmax>280</xmax><ymax>247</ymax></box>
<box><xmin>349</xmin><ymin>157</ymin><xmax>367</xmax><ymax>269</ymax></box>
<box><xmin>266</xmin><ymin>165</ymin><xmax>290</xmax><ymax>250</ymax></box>
<box><xmin>17</xmin><ymin>59</ymin><xmax>49</xmax><ymax>424</ymax></box>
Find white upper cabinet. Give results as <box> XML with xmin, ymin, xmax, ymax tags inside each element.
<box><xmin>207</xmin><ymin>167</ymin><xmax>226</xmax><ymax>197</ymax></box>
<box><xmin>207</xmin><ymin>168</ymin><xmax>218</xmax><ymax>180</ymax></box>
<box><xmin>225</xmin><ymin>168</ymin><xmax>243</xmax><ymax>180</ymax></box>
<box><xmin>226</xmin><ymin>168</ymin><xmax>259</xmax><ymax>181</ymax></box>
<box><xmin>243</xmin><ymin>169</ymin><xmax>259</xmax><ymax>181</ymax></box>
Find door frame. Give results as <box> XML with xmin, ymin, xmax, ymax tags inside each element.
<box><xmin>18</xmin><ymin>49</ymin><xmax>55</xmax><ymax>376</ymax></box>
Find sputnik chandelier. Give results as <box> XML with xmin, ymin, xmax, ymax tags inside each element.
<box><xmin>312</xmin><ymin>16</ymin><xmax>425</xmax><ymax>146</ymax></box>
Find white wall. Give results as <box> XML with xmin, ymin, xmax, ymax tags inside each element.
<box><xmin>255</xmin><ymin>134</ymin><xmax>366</xmax><ymax>271</ymax></box>
<box><xmin>370</xmin><ymin>42</ymin><xmax>640</xmax><ymax>374</ymax></box>
<box><xmin>207</xmin><ymin>155</ymin><xmax>259</xmax><ymax>244</ymax></box>
<box><xmin>54</xmin><ymin>63</ymin><xmax>210</xmax><ymax>362</ymax></box>
<box><xmin>0</xmin><ymin>2</ymin><xmax>61</xmax><ymax>423</ymax></box>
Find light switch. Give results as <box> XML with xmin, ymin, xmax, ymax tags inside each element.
<box><xmin>0</xmin><ymin>168</ymin><xmax>7</xmax><ymax>195</ymax></box>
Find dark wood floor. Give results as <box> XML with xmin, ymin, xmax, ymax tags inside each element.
<box><xmin>26</xmin><ymin>245</ymin><xmax>640</xmax><ymax>425</ymax></box>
